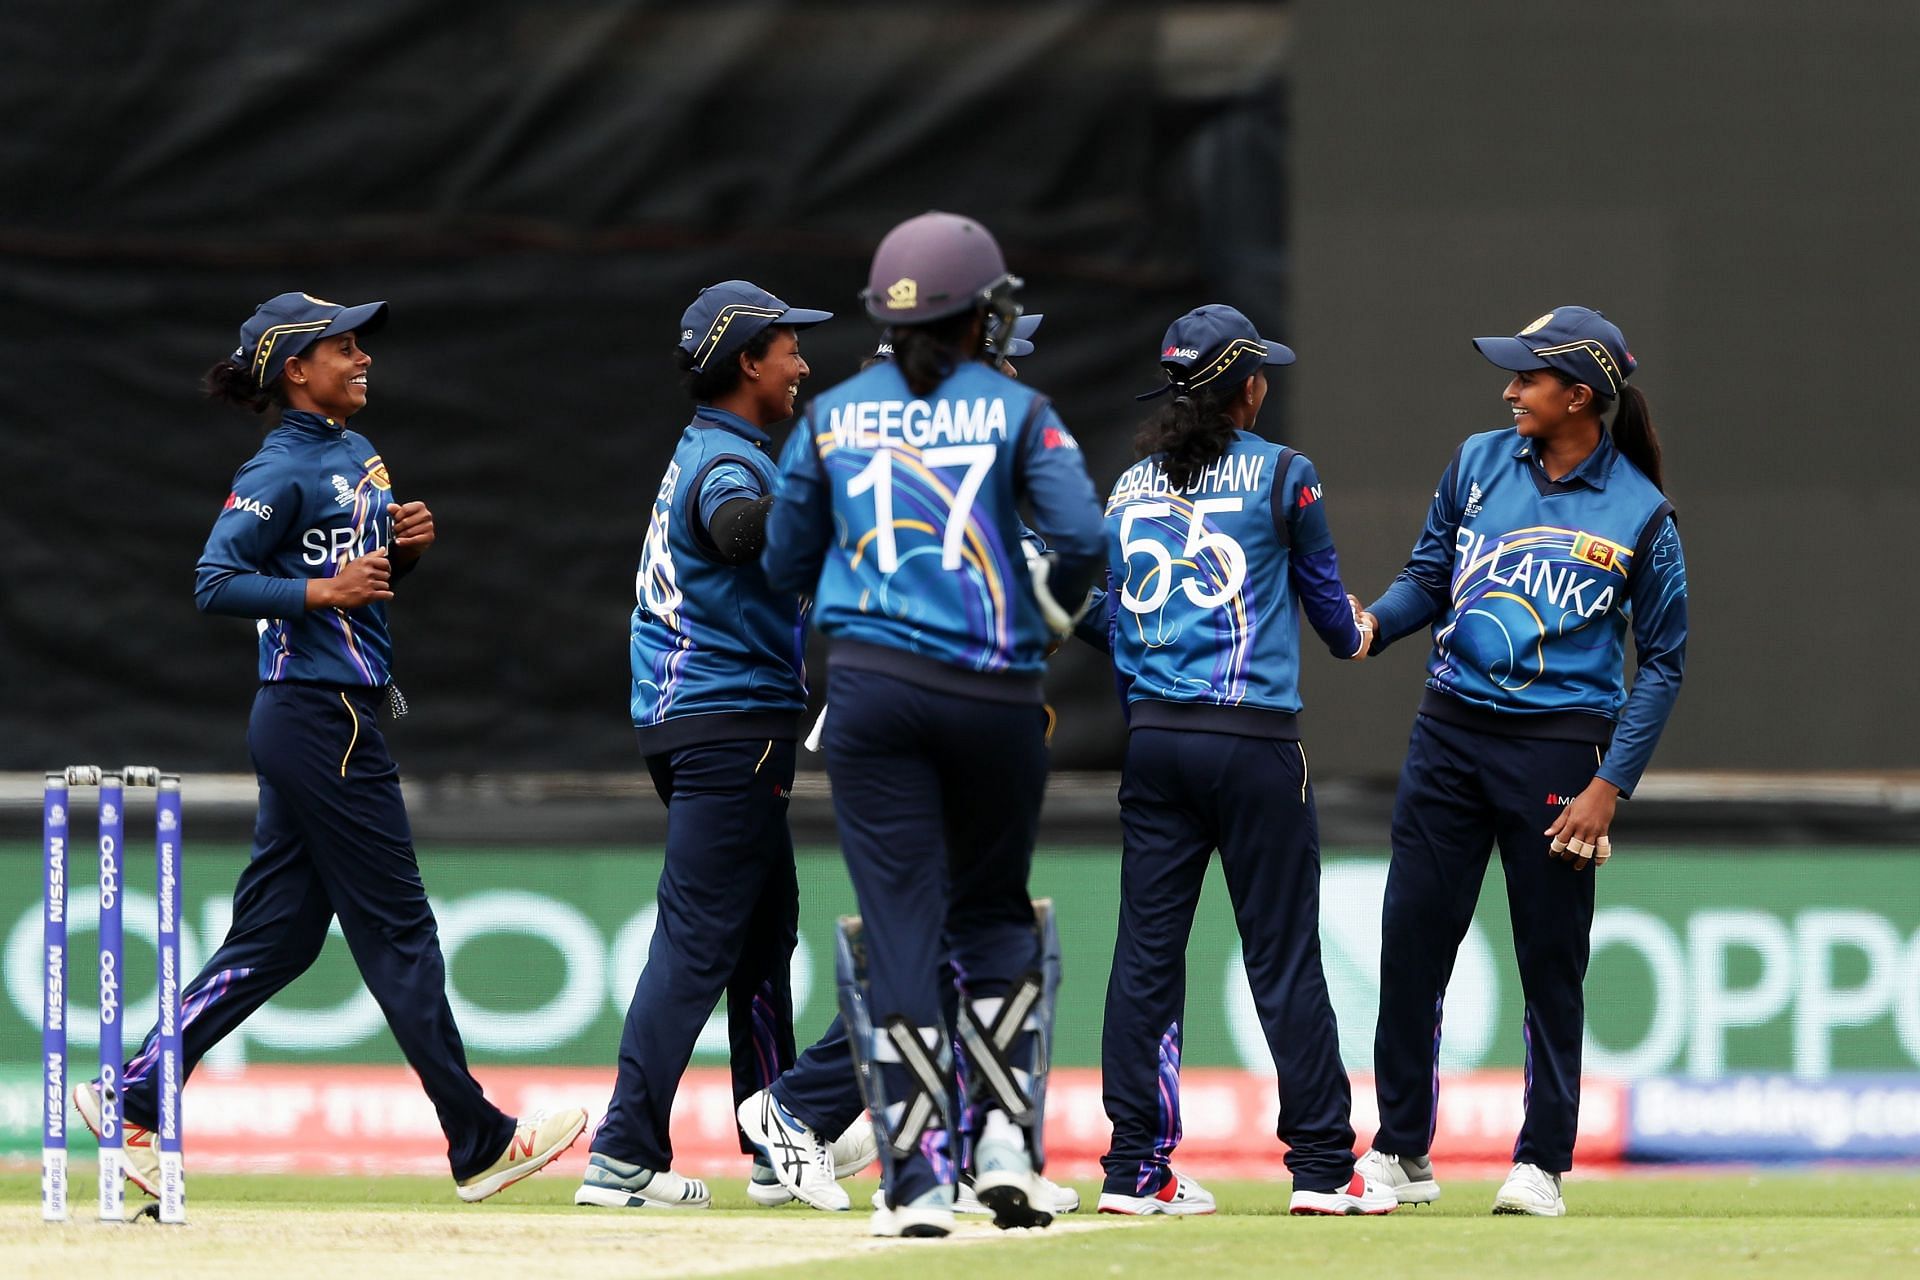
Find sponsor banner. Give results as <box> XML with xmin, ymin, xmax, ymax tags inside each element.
<box><xmin>5</xmin><ymin>845</ymin><xmax>1920</xmax><ymax>1079</ymax></box>
<box><xmin>1629</xmin><ymin>1074</ymin><xmax>1920</xmax><ymax>1161</ymax></box>
<box><xmin>0</xmin><ymin>1064</ymin><xmax>1621</xmax><ymax>1176</ymax></box>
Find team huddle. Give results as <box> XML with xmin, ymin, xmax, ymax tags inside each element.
<box><xmin>78</xmin><ymin>209</ymin><xmax>1687</xmax><ymax>1237</ymax></box>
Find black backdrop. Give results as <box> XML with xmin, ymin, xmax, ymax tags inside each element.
<box><xmin>0</xmin><ymin>1</ymin><xmax>1285</xmax><ymax>772</ymax></box>
<box><xmin>4</xmin><ymin>1</ymin><xmax>1914</xmax><ymax>778</ymax></box>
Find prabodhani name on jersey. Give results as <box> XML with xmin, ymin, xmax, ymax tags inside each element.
<box><xmin>1107</xmin><ymin>453</ymin><xmax>1266</xmax><ymax>511</ymax></box>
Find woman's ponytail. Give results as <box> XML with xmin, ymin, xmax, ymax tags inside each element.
<box><xmin>202</xmin><ymin>359</ymin><xmax>281</xmax><ymax>417</ymax></box>
<box><xmin>1133</xmin><ymin>379</ymin><xmax>1240</xmax><ymax>489</ymax></box>
<box><xmin>1609</xmin><ymin>384</ymin><xmax>1664</xmax><ymax>492</ymax></box>
<box><xmin>890</xmin><ymin>309</ymin><xmax>982</xmax><ymax>397</ymax></box>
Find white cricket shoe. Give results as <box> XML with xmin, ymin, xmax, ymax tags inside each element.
<box><xmin>749</xmin><ymin>1113</ymin><xmax>879</xmax><ymax>1205</ymax></box>
<box><xmin>572</xmin><ymin>1152</ymin><xmax>710</xmax><ymax>1209</ymax></box>
<box><xmin>1354</xmin><ymin>1148</ymin><xmax>1442</xmax><ymax>1205</ymax></box>
<box><xmin>72</xmin><ymin>1080</ymin><xmax>161</xmax><ymax>1199</ymax></box>
<box><xmin>737</xmin><ymin>1089</ymin><xmax>848</xmax><ymax>1211</ymax></box>
<box><xmin>1288</xmin><ymin>1171</ymin><xmax>1400</xmax><ymax>1216</ymax></box>
<box><xmin>458</xmin><ymin>1108</ymin><xmax>589</xmax><ymax>1203</ymax></box>
<box><xmin>1492</xmin><ymin>1162</ymin><xmax>1566</xmax><ymax>1216</ymax></box>
<box><xmin>1096</xmin><ymin>1170</ymin><xmax>1216</xmax><ymax>1216</ymax></box>
<box><xmin>870</xmin><ymin>1186</ymin><xmax>956</xmax><ymax>1238</ymax></box>
<box><xmin>971</xmin><ymin>1110</ymin><xmax>1053</xmax><ymax>1230</ymax></box>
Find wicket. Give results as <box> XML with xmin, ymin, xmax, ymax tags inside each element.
<box><xmin>41</xmin><ymin>764</ymin><xmax>186</xmax><ymax>1225</ymax></box>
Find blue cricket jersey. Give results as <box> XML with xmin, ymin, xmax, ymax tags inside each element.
<box><xmin>194</xmin><ymin>410</ymin><xmax>400</xmax><ymax>686</ymax></box>
<box><xmin>1367</xmin><ymin>427</ymin><xmax>1688</xmax><ymax>794</ymax></box>
<box><xmin>1097</xmin><ymin>435</ymin><xmax>1364</xmax><ymax>738</ymax></box>
<box><xmin>762</xmin><ymin>358</ymin><xmax>1103</xmax><ymax>702</ymax></box>
<box><xmin>631</xmin><ymin>406</ymin><xmax>808</xmax><ymax>753</ymax></box>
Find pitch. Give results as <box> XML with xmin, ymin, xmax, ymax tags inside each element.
<box><xmin>4</xmin><ymin>1170</ymin><xmax>1918</xmax><ymax>1279</ymax></box>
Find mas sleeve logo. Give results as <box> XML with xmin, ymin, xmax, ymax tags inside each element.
<box><xmin>1042</xmin><ymin>425</ymin><xmax>1080</xmax><ymax>451</ymax></box>
<box><xmin>223</xmin><ymin>492</ymin><xmax>273</xmax><ymax>520</ymax></box>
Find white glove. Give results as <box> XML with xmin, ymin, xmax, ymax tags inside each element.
<box><xmin>1021</xmin><ymin>540</ymin><xmax>1086</xmax><ymax>638</ymax></box>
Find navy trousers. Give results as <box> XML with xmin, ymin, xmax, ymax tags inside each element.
<box><xmin>771</xmin><ymin>1014</ymin><xmax>864</xmax><ymax>1138</ymax></box>
<box><xmin>1372</xmin><ymin>714</ymin><xmax>1601</xmax><ymax>1173</ymax></box>
<box><xmin>1101</xmin><ymin>728</ymin><xmax>1357</xmax><ymax>1194</ymax></box>
<box><xmin>823</xmin><ymin>666</ymin><xmax>1048</xmax><ymax>1207</ymax></box>
<box><xmin>592</xmin><ymin>737</ymin><xmax>799</xmax><ymax>1170</ymax></box>
<box><xmin>117</xmin><ymin>683</ymin><xmax>512</xmax><ymax>1180</ymax></box>
<box><xmin>772</xmin><ymin>972</ymin><xmax>968</xmax><ymax>1150</ymax></box>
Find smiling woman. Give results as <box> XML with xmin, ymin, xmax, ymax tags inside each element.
<box><xmin>1351</xmin><ymin>305</ymin><xmax>1690</xmax><ymax>1217</ymax></box>
<box><xmin>280</xmin><ymin>329</ymin><xmax>373</xmax><ymax>421</ymax></box>
<box><xmin>78</xmin><ymin>292</ymin><xmax>590</xmax><ymax>1209</ymax></box>
<box><xmin>586</xmin><ymin>280</ymin><xmax>845</xmax><ymax>1213</ymax></box>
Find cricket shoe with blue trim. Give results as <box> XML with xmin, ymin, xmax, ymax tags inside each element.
<box><xmin>737</xmin><ymin>1090</ymin><xmax>850</xmax><ymax>1211</ymax></box>
<box><xmin>870</xmin><ymin>1185</ymin><xmax>956</xmax><ymax>1238</ymax></box>
<box><xmin>1354</xmin><ymin>1148</ymin><xmax>1441</xmax><ymax>1204</ymax></box>
<box><xmin>573</xmin><ymin>1151</ymin><xmax>710</xmax><ymax>1209</ymax></box>
<box><xmin>72</xmin><ymin>1080</ymin><xmax>161</xmax><ymax>1199</ymax></box>
<box><xmin>458</xmin><ymin>1107</ymin><xmax>588</xmax><ymax>1202</ymax></box>
<box><xmin>1096</xmin><ymin>1170</ymin><xmax>1216</xmax><ymax>1216</ymax></box>
<box><xmin>1288</xmin><ymin>1171</ymin><xmax>1400</xmax><ymax>1215</ymax></box>
<box><xmin>1492</xmin><ymin>1162</ymin><xmax>1566</xmax><ymax>1216</ymax></box>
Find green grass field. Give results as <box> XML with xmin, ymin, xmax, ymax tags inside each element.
<box><xmin>6</xmin><ymin>1169</ymin><xmax>1920</xmax><ymax>1279</ymax></box>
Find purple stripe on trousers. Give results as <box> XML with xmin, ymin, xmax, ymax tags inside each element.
<box><xmin>123</xmin><ymin>966</ymin><xmax>250</xmax><ymax>1088</ymax></box>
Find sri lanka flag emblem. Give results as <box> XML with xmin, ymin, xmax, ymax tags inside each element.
<box><xmin>1571</xmin><ymin>532</ymin><xmax>1624</xmax><ymax>572</ymax></box>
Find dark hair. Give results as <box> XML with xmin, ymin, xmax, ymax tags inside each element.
<box><xmin>202</xmin><ymin>358</ymin><xmax>287</xmax><ymax>418</ymax></box>
<box><xmin>677</xmin><ymin>325</ymin><xmax>781</xmax><ymax>403</ymax></box>
<box><xmin>1608</xmin><ymin>385</ymin><xmax>1664</xmax><ymax>492</ymax></box>
<box><xmin>890</xmin><ymin>308</ymin><xmax>984</xmax><ymax>397</ymax></box>
<box><xmin>1133</xmin><ymin>379</ymin><xmax>1241</xmax><ymax>489</ymax></box>
<box><xmin>1554</xmin><ymin>373</ymin><xmax>1665</xmax><ymax>492</ymax></box>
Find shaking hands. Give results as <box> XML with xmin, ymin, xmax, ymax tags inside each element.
<box><xmin>1346</xmin><ymin>594</ymin><xmax>1377</xmax><ymax>662</ymax></box>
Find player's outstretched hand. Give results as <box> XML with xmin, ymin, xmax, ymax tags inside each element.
<box><xmin>1545</xmin><ymin>777</ymin><xmax>1620</xmax><ymax>871</ymax></box>
<box><xmin>389</xmin><ymin>501</ymin><xmax>435</xmax><ymax>562</ymax></box>
<box><xmin>1347</xmin><ymin>594</ymin><xmax>1377</xmax><ymax>662</ymax></box>
<box><xmin>308</xmin><ymin>547</ymin><xmax>394</xmax><ymax>609</ymax></box>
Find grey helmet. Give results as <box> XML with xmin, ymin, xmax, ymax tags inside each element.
<box><xmin>861</xmin><ymin>211</ymin><xmax>1023</xmax><ymax>334</ymax></box>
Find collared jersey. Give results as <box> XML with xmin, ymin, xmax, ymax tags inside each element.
<box><xmin>194</xmin><ymin>410</ymin><xmax>399</xmax><ymax>686</ymax></box>
<box><xmin>630</xmin><ymin>406</ymin><xmax>807</xmax><ymax>750</ymax></box>
<box><xmin>1104</xmin><ymin>434</ymin><xmax>1334</xmax><ymax>729</ymax></box>
<box><xmin>762</xmin><ymin>359</ymin><xmax>1103</xmax><ymax>687</ymax></box>
<box><xmin>1369</xmin><ymin>426</ymin><xmax>1689</xmax><ymax>793</ymax></box>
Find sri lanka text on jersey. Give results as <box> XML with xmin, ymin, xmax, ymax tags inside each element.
<box><xmin>1454</xmin><ymin>526</ymin><xmax>1623</xmax><ymax>621</ymax></box>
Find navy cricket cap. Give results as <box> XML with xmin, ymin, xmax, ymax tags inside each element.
<box><xmin>876</xmin><ymin>312</ymin><xmax>1043</xmax><ymax>362</ymax></box>
<box><xmin>1473</xmin><ymin>306</ymin><xmax>1636</xmax><ymax>397</ymax></box>
<box><xmin>233</xmin><ymin>292</ymin><xmax>388</xmax><ymax>388</ymax></box>
<box><xmin>678</xmin><ymin>280</ymin><xmax>833</xmax><ymax>373</ymax></box>
<box><xmin>989</xmin><ymin>312</ymin><xmax>1043</xmax><ymax>359</ymax></box>
<box><xmin>1136</xmin><ymin>304</ymin><xmax>1295</xmax><ymax>401</ymax></box>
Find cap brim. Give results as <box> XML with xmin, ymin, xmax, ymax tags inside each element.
<box><xmin>1472</xmin><ymin>335</ymin><xmax>1550</xmax><ymax>372</ymax></box>
<box><xmin>1261</xmin><ymin>339</ymin><xmax>1296</xmax><ymax>366</ymax></box>
<box><xmin>776</xmin><ymin>306</ymin><xmax>833</xmax><ymax>330</ymax></box>
<box><xmin>1134</xmin><ymin>381</ymin><xmax>1175</xmax><ymax>402</ymax></box>
<box><xmin>319</xmin><ymin>300</ymin><xmax>389</xmax><ymax>341</ymax></box>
